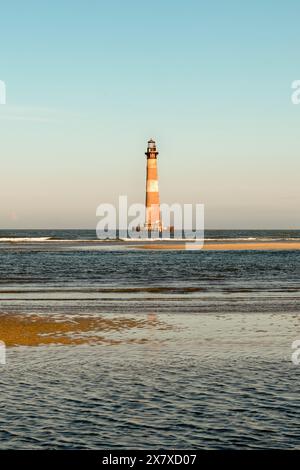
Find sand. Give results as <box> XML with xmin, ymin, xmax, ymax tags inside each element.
<box><xmin>137</xmin><ymin>241</ymin><xmax>300</xmax><ymax>250</ymax></box>
<box><xmin>0</xmin><ymin>314</ymin><xmax>163</xmax><ymax>347</ymax></box>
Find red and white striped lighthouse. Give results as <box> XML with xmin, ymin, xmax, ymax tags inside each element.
<box><xmin>145</xmin><ymin>138</ymin><xmax>162</xmax><ymax>232</ymax></box>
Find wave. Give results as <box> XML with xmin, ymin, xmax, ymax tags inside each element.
<box><xmin>0</xmin><ymin>237</ymin><xmax>203</xmax><ymax>243</ymax></box>
<box><xmin>0</xmin><ymin>237</ymin><xmax>112</xmax><ymax>243</ymax></box>
<box><xmin>206</xmin><ymin>237</ymin><xmax>300</xmax><ymax>241</ymax></box>
<box><xmin>119</xmin><ymin>237</ymin><xmax>205</xmax><ymax>242</ymax></box>
<box><xmin>0</xmin><ymin>237</ymin><xmax>53</xmax><ymax>243</ymax></box>
<box><xmin>1</xmin><ymin>236</ymin><xmax>299</xmax><ymax>243</ymax></box>
<box><xmin>0</xmin><ymin>286</ymin><xmax>208</xmax><ymax>294</ymax></box>
<box><xmin>206</xmin><ymin>237</ymin><xmax>257</xmax><ymax>241</ymax></box>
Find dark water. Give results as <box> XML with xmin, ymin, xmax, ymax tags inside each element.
<box><xmin>0</xmin><ymin>230</ymin><xmax>299</xmax><ymax>314</ymax></box>
<box><xmin>0</xmin><ymin>230</ymin><xmax>300</xmax><ymax>449</ymax></box>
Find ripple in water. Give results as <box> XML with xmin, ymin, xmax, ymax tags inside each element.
<box><xmin>0</xmin><ymin>313</ymin><xmax>300</xmax><ymax>449</ymax></box>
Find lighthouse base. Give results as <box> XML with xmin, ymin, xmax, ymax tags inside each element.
<box><xmin>134</xmin><ymin>225</ymin><xmax>175</xmax><ymax>239</ymax></box>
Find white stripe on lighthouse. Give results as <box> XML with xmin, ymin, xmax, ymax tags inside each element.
<box><xmin>147</xmin><ymin>180</ymin><xmax>158</xmax><ymax>192</ymax></box>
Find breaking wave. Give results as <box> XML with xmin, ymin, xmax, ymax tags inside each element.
<box><xmin>0</xmin><ymin>237</ymin><xmax>53</xmax><ymax>243</ymax></box>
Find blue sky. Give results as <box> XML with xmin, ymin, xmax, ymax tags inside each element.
<box><xmin>0</xmin><ymin>0</ymin><xmax>299</xmax><ymax>228</ymax></box>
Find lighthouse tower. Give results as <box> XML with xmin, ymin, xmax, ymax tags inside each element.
<box><xmin>145</xmin><ymin>139</ymin><xmax>162</xmax><ymax>232</ymax></box>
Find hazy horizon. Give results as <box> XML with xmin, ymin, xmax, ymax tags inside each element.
<box><xmin>1</xmin><ymin>1</ymin><xmax>299</xmax><ymax>229</ymax></box>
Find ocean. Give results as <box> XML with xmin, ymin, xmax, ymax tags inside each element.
<box><xmin>0</xmin><ymin>229</ymin><xmax>300</xmax><ymax>449</ymax></box>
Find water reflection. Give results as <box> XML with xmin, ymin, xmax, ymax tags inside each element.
<box><xmin>0</xmin><ymin>312</ymin><xmax>299</xmax><ymax>449</ymax></box>
<box><xmin>0</xmin><ymin>312</ymin><xmax>173</xmax><ymax>347</ymax></box>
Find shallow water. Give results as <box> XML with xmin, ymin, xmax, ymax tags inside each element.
<box><xmin>0</xmin><ymin>230</ymin><xmax>300</xmax><ymax>448</ymax></box>
<box><xmin>1</xmin><ymin>313</ymin><xmax>300</xmax><ymax>449</ymax></box>
<box><xmin>0</xmin><ymin>240</ymin><xmax>299</xmax><ymax>315</ymax></box>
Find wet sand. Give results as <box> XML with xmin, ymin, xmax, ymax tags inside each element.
<box><xmin>0</xmin><ymin>314</ymin><xmax>164</xmax><ymax>347</ymax></box>
<box><xmin>137</xmin><ymin>241</ymin><xmax>300</xmax><ymax>250</ymax></box>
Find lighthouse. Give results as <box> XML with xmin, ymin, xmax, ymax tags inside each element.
<box><xmin>145</xmin><ymin>138</ymin><xmax>162</xmax><ymax>232</ymax></box>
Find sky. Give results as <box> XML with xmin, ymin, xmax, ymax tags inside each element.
<box><xmin>0</xmin><ymin>0</ymin><xmax>299</xmax><ymax>229</ymax></box>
